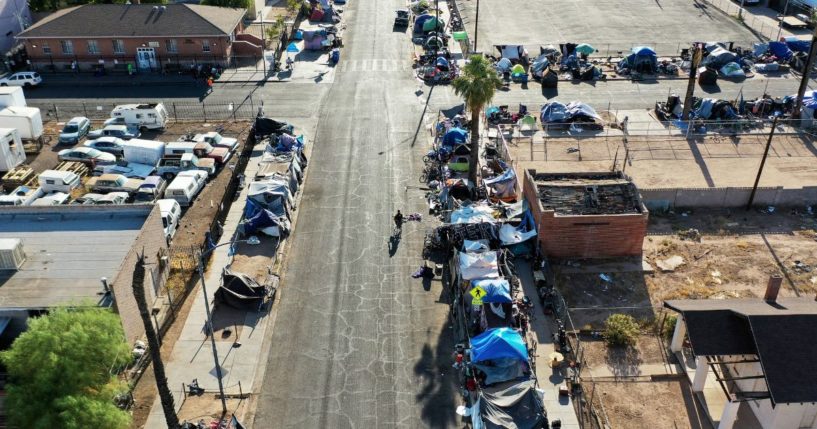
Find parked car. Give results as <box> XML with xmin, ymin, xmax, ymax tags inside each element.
<box><xmin>93</xmin><ymin>160</ymin><xmax>156</xmax><ymax>179</ymax></box>
<box><xmin>165</xmin><ymin>141</ymin><xmax>230</xmax><ymax>165</ymax></box>
<box><xmin>72</xmin><ymin>192</ymin><xmax>105</xmax><ymax>205</ymax></box>
<box><xmin>58</xmin><ymin>117</ymin><xmax>91</xmax><ymax>145</ymax></box>
<box><xmin>87</xmin><ymin>124</ymin><xmax>140</xmax><ymax>140</ymax></box>
<box><xmin>58</xmin><ymin>147</ymin><xmax>116</xmax><ymax>165</ymax></box>
<box><xmin>180</xmin><ymin>132</ymin><xmax>239</xmax><ymax>152</ymax></box>
<box><xmin>165</xmin><ymin>170</ymin><xmax>207</xmax><ymax>207</ymax></box>
<box><xmin>158</xmin><ymin>199</ymin><xmax>182</xmax><ymax>241</ymax></box>
<box><xmin>95</xmin><ymin>192</ymin><xmax>130</xmax><ymax>205</ymax></box>
<box><xmin>0</xmin><ymin>72</ymin><xmax>42</xmax><ymax>87</ymax></box>
<box><xmin>84</xmin><ymin>136</ymin><xmax>125</xmax><ymax>156</ymax></box>
<box><xmin>132</xmin><ymin>176</ymin><xmax>167</xmax><ymax>203</ymax></box>
<box><xmin>86</xmin><ymin>173</ymin><xmax>143</xmax><ymax>194</ymax></box>
<box><xmin>157</xmin><ymin>153</ymin><xmax>216</xmax><ymax>179</ymax></box>
<box><xmin>31</xmin><ymin>191</ymin><xmax>70</xmax><ymax>206</ymax></box>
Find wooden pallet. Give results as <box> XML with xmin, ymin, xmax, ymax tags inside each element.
<box><xmin>1</xmin><ymin>165</ymin><xmax>35</xmax><ymax>192</ymax></box>
<box><xmin>54</xmin><ymin>161</ymin><xmax>90</xmax><ymax>177</ymax></box>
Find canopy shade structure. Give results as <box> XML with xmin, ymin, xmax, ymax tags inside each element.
<box><xmin>470</xmin><ymin>327</ymin><xmax>528</xmax><ymax>362</ymax></box>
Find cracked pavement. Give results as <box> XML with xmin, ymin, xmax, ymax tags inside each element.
<box><xmin>251</xmin><ymin>0</ymin><xmax>458</xmax><ymax>427</ymax></box>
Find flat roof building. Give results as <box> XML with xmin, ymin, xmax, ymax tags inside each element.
<box><xmin>0</xmin><ymin>205</ymin><xmax>168</xmax><ymax>344</ymax></box>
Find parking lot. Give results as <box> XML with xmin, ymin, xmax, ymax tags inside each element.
<box><xmin>457</xmin><ymin>0</ymin><xmax>761</xmax><ymax>54</ymax></box>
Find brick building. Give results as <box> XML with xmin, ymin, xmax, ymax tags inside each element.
<box><xmin>15</xmin><ymin>4</ymin><xmax>258</xmax><ymax>72</ymax></box>
<box><xmin>0</xmin><ymin>204</ymin><xmax>168</xmax><ymax>345</ymax></box>
<box><xmin>522</xmin><ymin>170</ymin><xmax>648</xmax><ymax>258</ymax></box>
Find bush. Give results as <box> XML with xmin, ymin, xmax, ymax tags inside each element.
<box><xmin>603</xmin><ymin>314</ymin><xmax>640</xmax><ymax>347</ymax></box>
<box><xmin>662</xmin><ymin>314</ymin><xmax>678</xmax><ymax>341</ymax></box>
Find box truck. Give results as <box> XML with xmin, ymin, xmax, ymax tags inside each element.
<box><xmin>0</xmin><ymin>87</ymin><xmax>26</xmax><ymax>109</ymax></box>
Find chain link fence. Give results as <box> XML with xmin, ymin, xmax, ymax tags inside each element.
<box><xmin>29</xmin><ymin>99</ymin><xmax>264</xmax><ymax>124</ymax></box>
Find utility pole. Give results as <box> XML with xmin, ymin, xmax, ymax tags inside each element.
<box><xmin>776</xmin><ymin>0</ymin><xmax>790</xmax><ymax>40</ymax></box>
<box><xmin>793</xmin><ymin>24</ymin><xmax>817</xmax><ymax>119</ymax></box>
<box><xmin>682</xmin><ymin>44</ymin><xmax>702</xmax><ymax>120</ymax></box>
<box><xmin>738</xmin><ymin>0</ymin><xmax>746</xmax><ymax>20</ymax></box>
<box><xmin>747</xmin><ymin>116</ymin><xmax>778</xmax><ymax>209</ymax></box>
<box><xmin>473</xmin><ymin>0</ymin><xmax>480</xmax><ymax>53</ymax></box>
<box><xmin>435</xmin><ymin>0</ymin><xmax>439</xmax><ymax>57</ymax></box>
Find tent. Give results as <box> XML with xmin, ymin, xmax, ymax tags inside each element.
<box><xmin>510</xmin><ymin>64</ymin><xmax>526</xmax><ymax>75</ymax></box>
<box><xmin>784</xmin><ymin>37</ymin><xmax>810</xmax><ymax>53</ymax></box>
<box><xmin>516</xmin><ymin>115</ymin><xmax>537</xmax><ymax>130</ymax></box>
<box><xmin>413</xmin><ymin>14</ymin><xmax>433</xmax><ymax>32</ymax></box>
<box><xmin>497</xmin><ymin>45</ymin><xmax>523</xmax><ymax>60</ymax></box>
<box><xmin>214</xmin><ymin>270</ymin><xmax>268</xmax><ymax>310</ymax></box>
<box><xmin>422</xmin><ymin>17</ymin><xmax>444</xmax><ymax>32</ymax></box>
<box><xmin>471</xmin><ymin>279</ymin><xmax>512</xmax><ymax>303</ymax></box>
<box><xmin>719</xmin><ymin>62</ymin><xmax>745</xmax><ymax>78</ymax></box>
<box><xmin>530</xmin><ymin>54</ymin><xmax>549</xmax><ymax>78</ymax></box>
<box><xmin>483</xmin><ymin>168</ymin><xmax>517</xmax><ymax>200</ymax></box>
<box><xmin>254</xmin><ymin>117</ymin><xmax>294</xmax><ymax>138</ymax></box>
<box><xmin>459</xmin><ymin>251</ymin><xmax>499</xmax><ymax>280</ymax></box>
<box><xmin>435</xmin><ymin>56</ymin><xmax>450</xmax><ymax>70</ymax></box>
<box><xmin>243</xmin><ymin>203</ymin><xmax>290</xmax><ymax>237</ymax></box>
<box><xmin>565</xmin><ymin>101</ymin><xmax>601</xmax><ymax>122</ymax></box>
<box><xmin>442</xmin><ymin>127</ymin><xmax>468</xmax><ymax>146</ymax></box>
<box><xmin>451</xmin><ymin>204</ymin><xmax>497</xmax><ymax>224</ymax></box>
<box><xmin>302</xmin><ymin>30</ymin><xmax>327</xmax><ymax>50</ymax></box>
<box><xmin>702</xmin><ymin>47</ymin><xmax>738</xmax><ymax>68</ymax></box>
<box><xmin>495</xmin><ymin>58</ymin><xmax>512</xmax><ymax>72</ymax></box>
<box><xmin>471</xmin><ymin>380</ymin><xmax>546</xmax><ymax>429</ymax></box>
<box><xmin>470</xmin><ymin>327</ymin><xmax>528</xmax><ymax>362</ymax></box>
<box><xmin>540</xmin><ymin>101</ymin><xmax>569</xmax><ymax>123</ymax></box>
<box><xmin>626</xmin><ymin>46</ymin><xmax>658</xmax><ymax>73</ymax></box>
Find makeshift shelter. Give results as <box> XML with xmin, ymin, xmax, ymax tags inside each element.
<box><xmin>471</xmin><ymin>380</ymin><xmax>547</xmax><ymax>429</ymax></box>
<box><xmin>516</xmin><ymin>114</ymin><xmax>537</xmax><ymax>130</ymax></box>
<box><xmin>442</xmin><ymin>178</ymin><xmax>474</xmax><ymax>201</ymax></box>
<box><xmin>451</xmin><ymin>204</ymin><xmax>497</xmax><ymax>224</ymax></box>
<box><xmin>413</xmin><ymin>14</ymin><xmax>433</xmax><ymax>33</ymax></box>
<box><xmin>459</xmin><ymin>251</ymin><xmax>500</xmax><ymax>280</ymax></box>
<box><xmin>442</xmin><ymin>127</ymin><xmax>468</xmax><ymax>146</ymax></box>
<box><xmin>719</xmin><ymin>62</ymin><xmax>745</xmax><ymax>78</ymax></box>
<box><xmin>574</xmin><ymin>43</ymin><xmax>594</xmax><ymax>55</ymax></box>
<box><xmin>703</xmin><ymin>47</ymin><xmax>738</xmax><ymax>68</ymax></box>
<box><xmin>625</xmin><ymin>46</ymin><xmax>658</xmax><ymax>73</ymax></box>
<box><xmin>470</xmin><ymin>327</ymin><xmax>528</xmax><ymax>362</ymax></box>
<box><xmin>215</xmin><ymin>270</ymin><xmax>268</xmax><ymax>310</ymax></box>
<box><xmin>539</xmin><ymin>102</ymin><xmax>569</xmax><ymax>124</ymax></box>
<box><xmin>784</xmin><ymin>38</ymin><xmax>810</xmax><ymax>53</ymax></box>
<box><xmin>768</xmin><ymin>41</ymin><xmax>794</xmax><ymax>61</ymax></box>
<box><xmin>422</xmin><ymin>17</ymin><xmax>444</xmax><ymax>33</ymax></box>
<box><xmin>484</xmin><ymin>168</ymin><xmax>517</xmax><ymax>201</ymax></box>
<box><xmin>540</xmin><ymin>101</ymin><xmax>600</xmax><ymax>125</ymax></box>
<box><xmin>302</xmin><ymin>30</ymin><xmax>327</xmax><ymax>50</ymax></box>
<box><xmin>499</xmin><ymin>210</ymin><xmax>537</xmax><ymax>256</ymax></box>
<box><xmin>424</xmin><ymin>36</ymin><xmax>444</xmax><ymax>50</ymax></box>
<box><xmin>247</xmin><ymin>180</ymin><xmax>292</xmax><ymax>217</ymax></box>
<box><xmin>471</xmin><ymin>279</ymin><xmax>512</xmax><ymax>303</ymax></box>
<box><xmin>435</xmin><ymin>56</ymin><xmax>451</xmax><ymax>71</ymax></box>
<box><xmin>242</xmin><ymin>201</ymin><xmax>290</xmax><ymax>237</ymax></box>
<box><xmin>254</xmin><ymin>117</ymin><xmax>294</xmax><ymax>138</ymax></box>
<box><xmin>530</xmin><ymin>54</ymin><xmax>549</xmax><ymax>78</ymax></box>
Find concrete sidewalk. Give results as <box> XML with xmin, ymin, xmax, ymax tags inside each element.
<box><xmin>516</xmin><ymin>260</ymin><xmax>581</xmax><ymax>429</ymax></box>
<box><xmin>144</xmin><ymin>146</ymin><xmax>272</xmax><ymax>427</ymax></box>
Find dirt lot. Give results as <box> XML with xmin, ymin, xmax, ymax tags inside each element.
<box><xmin>556</xmin><ymin>209</ymin><xmax>817</xmax><ymax>328</ymax></box>
<box><xmin>584</xmin><ymin>379</ymin><xmax>712</xmax><ymax>429</ymax></box>
<box><xmin>581</xmin><ymin>335</ymin><xmax>667</xmax><ymax>377</ymax></box>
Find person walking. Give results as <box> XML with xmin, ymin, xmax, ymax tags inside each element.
<box><xmin>206</xmin><ymin>76</ymin><xmax>214</xmax><ymax>94</ymax></box>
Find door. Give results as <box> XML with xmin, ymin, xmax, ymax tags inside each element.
<box><xmin>136</xmin><ymin>48</ymin><xmax>157</xmax><ymax>70</ymax></box>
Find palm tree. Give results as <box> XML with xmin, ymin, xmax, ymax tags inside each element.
<box><xmin>132</xmin><ymin>253</ymin><xmax>180</xmax><ymax>429</ymax></box>
<box><xmin>452</xmin><ymin>55</ymin><xmax>502</xmax><ymax>185</ymax></box>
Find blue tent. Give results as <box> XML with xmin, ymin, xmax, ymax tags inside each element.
<box><xmin>625</xmin><ymin>46</ymin><xmax>657</xmax><ymax>72</ymax></box>
<box><xmin>414</xmin><ymin>14</ymin><xmax>433</xmax><ymax>32</ymax></box>
<box><xmin>768</xmin><ymin>42</ymin><xmax>793</xmax><ymax>61</ymax></box>
<box><xmin>442</xmin><ymin>127</ymin><xmax>468</xmax><ymax>146</ymax></box>
<box><xmin>471</xmin><ymin>279</ymin><xmax>512</xmax><ymax>303</ymax></box>
<box><xmin>632</xmin><ymin>46</ymin><xmax>656</xmax><ymax>56</ymax></box>
<box><xmin>470</xmin><ymin>328</ymin><xmax>528</xmax><ymax>363</ymax></box>
<box><xmin>495</xmin><ymin>57</ymin><xmax>512</xmax><ymax>72</ymax></box>
<box><xmin>540</xmin><ymin>102</ymin><xmax>569</xmax><ymax>123</ymax></box>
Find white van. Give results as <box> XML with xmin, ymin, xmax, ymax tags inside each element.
<box><xmin>110</xmin><ymin>103</ymin><xmax>168</xmax><ymax>130</ymax></box>
<box><xmin>164</xmin><ymin>170</ymin><xmax>206</xmax><ymax>207</ymax></box>
<box><xmin>38</xmin><ymin>170</ymin><xmax>81</xmax><ymax>193</ymax></box>
<box><xmin>157</xmin><ymin>199</ymin><xmax>182</xmax><ymax>241</ymax></box>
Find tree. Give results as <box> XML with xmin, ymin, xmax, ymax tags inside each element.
<box><xmin>132</xmin><ymin>252</ymin><xmax>179</xmax><ymax>429</ymax></box>
<box><xmin>265</xmin><ymin>16</ymin><xmax>287</xmax><ymax>43</ymax></box>
<box><xmin>1</xmin><ymin>308</ymin><xmax>132</xmax><ymax>428</ymax></box>
<box><xmin>201</xmin><ymin>0</ymin><xmax>250</xmax><ymax>8</ymax></box>
<box><xmin>603</xmin><ymin>313</ymin><xmax>640</xmax><ymax>347</ymax></box>
<box><xmin>451</xmin><ymin>55</ymin><xmax>502</xmax><ymax>184</ymax></box>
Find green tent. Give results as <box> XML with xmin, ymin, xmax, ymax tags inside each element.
<box><xmin>422</xmin><ymin>17</ymin><xmax>445</xmax><ymax>32</ymax></box>
<box><xmin>511</xmin><ymin>64</ymin><xmax>526</xmax><ymax>74</ymax></box>
<box><xmin>517</xmin><ymin>115</ymin><xmax>537</xmax><ymax>129</ymax></box>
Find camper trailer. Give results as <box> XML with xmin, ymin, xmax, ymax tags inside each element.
<box><xmin>110</xmin><ymin>103</ymin><xmax>169</xmax><ymax>130</ymax></box>
<box><xmin>0</xmin><ymin>106</ymin><xmax>43</xmax><ymax>140</ymax></box>
<box><xmin>0</xmin><ymin>128</ymin><xmax>25</xmax><ymax>172</ymax></box>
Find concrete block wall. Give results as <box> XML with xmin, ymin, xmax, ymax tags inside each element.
<box><xmin>641</xmin><ymin>186</ymin><xmax>817</xmax><ymax>209</ymax></box>
<box><xmin>111</xmin><ymin>205</ymin><xmax>168</xmax><ymax>344</ymax></box>
<box><xmin>523</xmin><ymin>170</ymin><xmax>648</xmax><ymax>259</ymax></box>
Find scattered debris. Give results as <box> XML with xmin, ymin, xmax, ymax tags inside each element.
<box><xmin>656</xmin><ymin>255</ymin><xmax>685</xmax><ymax>272</ymax></box>
<box><xmin>566</xmin><ymin>147</ymin><xmax>580</xmax><ymax>153</ymax></box>
<box><xmin>599</xmin><ymin>273</ymin><xmax>613</xmax><ymax>282</ymax></box>
<box><xmin>677</xmin><ymin>228</ymin><xmax>701</xmax><ymax>242</ymax></box>
<box><xmin>767</xmin><ymin>206</ymin><xmax>776</xmax><ymax>214</ymax></box>
<box><xmin>710</xmin><ymin>270</ymin><xmax>722</xmax><ymax>285</ymax></box>
<box><xmin>793</xmin><ymin>260</ymin><xmax>812</xmax><ymax>273</ymax></box>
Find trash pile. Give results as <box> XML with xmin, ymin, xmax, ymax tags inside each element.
<box><xmin>307</xmin><ymin>0</ymin><xmax>342</xmax><ymax>24</ymax></box>
<box><xmin>239</xmin><ymin>117</ymin><xmax>308</xmax><ymax>240</ymax></box>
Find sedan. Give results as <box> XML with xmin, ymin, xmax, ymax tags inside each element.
<box><xmin>72</xmin><ymin>193</ymin><xmax>104</xmax><ymax>205</ymax></box>
<box><xmin>58</xmin><ymin>117</ymin><xmax>91</xmax><ymax>145</ymax></box>
<box><xmin>58</xmin><ymin>147</ymin><xmax>116</xmax><ymax>164</ymax></box>
<box><xmin>84</xmin><ymin>136</ymin><xmax>125</xmax><ymax>156</ymax></box>
<box><xmin>88</xmin><ymin>124</ymin><xmax>140</xmax><ymax>140</ymax></box>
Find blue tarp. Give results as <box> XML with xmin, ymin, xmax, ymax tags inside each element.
<box><xmin>531</xmin><ymin>54</ymin><xmax>549</xmax><ymax>76</ymax></box>
<box><xmin>786</xmin><ymin>39</ymin><xmax>811</xmax><ymax>53</ymax></box>
<box><xmin>442</xmin><ymin>127</ymin><xmax>468</xmax><ymax>146</ymax></box>
<box><xmin>495</xmin><ymin>58</ymin><xmax>512</xmax><ymax>72</ymax></box>
<box><xmin>244</xmin><ymin>207</ymin><xmax>279</xmax><ymax>234</ymax></box>
<box><xmin>470</xmin><ymin>328</ymin><xmax>528</xmax><ymax>363</ymax></box>
<box><xmin>472</xmin><ymin>279</ymin><xmax>512</xmax><ymax>303</ymax></box>
<box><xmin>435</xmin><ymin>57</ymin><xmax>450</xmax><ymax>69</ymax></box>
<box><xmin>540</xmin><ymin>102</ymin><xmax>569</xmax><ymax>123</ymax></box>
<box><xmin>768</xmin><ymin>42</ymin><xmax>793</xmax><ymax>61</ymax></box>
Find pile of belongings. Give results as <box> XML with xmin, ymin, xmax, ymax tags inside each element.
<box><xmin>719</xmin><ymin>61</ymin><xmax>746</xmax><ymax>78</ymax></box>
<box><xmin>785</xmin><ymin>90</ymin><xmax>817</xmax><ymax>126</ymax></box>
<box><xmin>409</xmin><ymin>0</ymin><xmax>430</xmax><ymax>13</ymax></box>
<box><xmin>509</xmin><ymin>64</ymin><xmax>528</xmax><ymax>83</ymax></box>
<box><xmin>419</xmin><ymin>56</ymin><xmax>456</xmax><ymax>83</ymax></box>
<box><xmin>308</xmin><ymin>0</ymin><xmax>341</xmax><ymax>23</ymax></box>
<box><xmin>539</xmin><ymin>101</ymin><xmax>603</xmax><ymax>130</ymax></box>
<box><xmin>692</xmin><ymin>98</ymin><xmax>738</xmax><ymax>120</ymax></box>
<box><xmin>617</xmin><ymin>46</ymin><xmax>658</xmax><ymax>74</ymax></box>
<box><xmin>486</xmin><ymin>105</ymin><xmax>529</xmax><ymax>125</ymax></box>
<box><xmin>214</xmin><ymin>269</ymin><xmax>273</xmax><ymax>310</ymax></box>
<box><xmin>745</xmin><ymin>94</ymin><xmax>787</xmax><ymax>117</ymax></box>
<box><xmin>702</xmin><ymin>45</ymin><xmax>739</xmax><ymax>69</ymax></box>
<box><xmin>469</xmin><ymin>379</ymin><xmax>547</xmax><ymax>429</ymax></box>
<box><xmin>482</xmin><ymin>160</ymin><xmax>518</xmax><ymax>203</ymax></box>
<box><xmin>253</xmin><ymin>117</ymin><xmax>294</xmax><ymax>140</ymax></box>
<box><xmin>302</xmin><ymin>28</ymin><xmax>337</xmax><ymax>50</ymax></box>
<box><xmin>654</xmin><ymin>93</ymin><xmax>684</xmax><ymax>121</ymax></box>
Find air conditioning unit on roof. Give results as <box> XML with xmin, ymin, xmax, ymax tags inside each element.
<box><xmin>0</xmin><ymin>238</ymin><xmax>25</xmax><ymax>270</ymax></box>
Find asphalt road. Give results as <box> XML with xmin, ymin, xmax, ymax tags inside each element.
<box><xmin>249</xmin><ymin>0</ymin><xmax>458</xmax><ymax>428</ymax></box>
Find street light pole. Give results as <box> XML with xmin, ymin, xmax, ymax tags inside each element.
<box><xmin>776</xmin><ymin>0</ymin><xmax>790</xmax><ymax>40</ymax></box>
<box><xmin>195</xmin><ymin>237</ymin><xmax>259</xmax><ymax>415</ymax></box>
<box><xmin>793</xmin><ymin>24</ymin><xmax>817</xmax><ymax>119</ymax></box>
<box><xmin>473</xmin><ymin>0</ymin><xmax>480</xmax><ymax>53</ymax></box>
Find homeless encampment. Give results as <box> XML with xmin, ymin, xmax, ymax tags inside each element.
<box><xmin>483</xmin><ymin>167</ymin><xmax>518</xmax><ymax>202</ymax></box>
<box><xmin>621</xmin><ymin>46</ymin><xmax>658</xmax><ymax>74</ymax></box>
<box><xmin>459</xmin><ymin>250</ymin><xmax>500</xmax><ymax>280</ymax></box>
<box><xmin>540</xmin><ymin>101</ymin><xmax>602</xmax><ymax>129</ymax></box>
<box><xmin>254</xmin><ymin>117</ymin><xmax>295</xmax><ymax>139</ymax></box>
<box><xmin>215</xmin><ymin>269</ymin><xmax>270</xmax><ymax>310</ymax></box>
<box><xmin>469</xmin><ymin>328</ymin><xmax>531</xmax><ymax>386</ymax></box>
<box><xmin>471</xmin><ymin>379</ymin><xmax>547</xmax><ymax>429</ymax></box>
<box><xmin>702</xmin><ymin>47</ymin><xmax>738</xmax><ymax>69</ymax></box>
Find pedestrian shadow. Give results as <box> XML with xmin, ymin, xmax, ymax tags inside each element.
<box><xmin>388</xmin><ymin>231</ymin><xmax>401</xmax><ymax>257</ymax></box>
<box><xmin>413</xmin><ymin>325</ymin><xmax>457</xmax><ymax>428</ymax></box>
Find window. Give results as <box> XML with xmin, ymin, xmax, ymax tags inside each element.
<box><xmin>41</xmin><ymin>43</ymin><xmax>51</xmax><ymax>55</ymax></box>
<box><xmin>87</xmin><ymin>40</ymin><xmax>100</xmax><ymax>54</ymax></box>
<box><xmin>112</xmin><ymin>39</ymin><xmax>125</xmax><ymax>54</ymax></box>
<box><xmin>60</xmin><ymin>40</ymin><xmax>73</xmax><ymax>55</ymax></box>
<box><xmin>202</xmin><ymin>39</ymin><xmax>211</xmax><ymax>53</ymax></box>
<box><xmin>166</xmin><ymin>39</ymin><xmax>177</xmax><ymax>53</ymax></box>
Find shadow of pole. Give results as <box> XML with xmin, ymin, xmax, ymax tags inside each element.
<box><xmin>411</xmin><ymin>84</ymin><xmax>435</xmax><ymax>148</ymax></box>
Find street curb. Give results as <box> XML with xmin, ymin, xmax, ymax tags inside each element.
<box><xmin>41</xmin><ymin>79</ymin><xmax>285</xmax><ymax>87</ymax></box>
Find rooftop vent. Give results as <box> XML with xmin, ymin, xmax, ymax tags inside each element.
<box><xmin>0</xmin><ymin>238</ymin><xmax>25</xmax><ymax>271</ymax></box>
